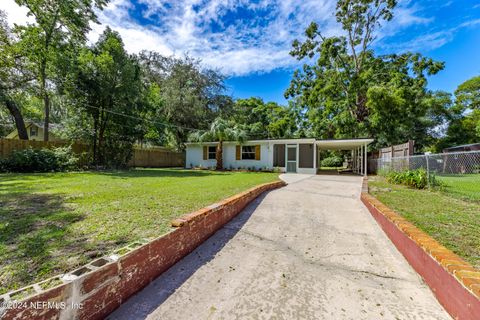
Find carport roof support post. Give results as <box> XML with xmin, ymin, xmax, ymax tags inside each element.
<box><xmin>364</xmin><ymin>142</ymin><xmax>368</xmax><ymax>176</ymax></box>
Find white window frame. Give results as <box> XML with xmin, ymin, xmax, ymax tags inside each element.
<box><xmin>30</xmin><ymin>126</ymin><xmax>38</xmax><ymax>137</ymax></box>
<box><xmin>208</xmin><ymin>146</ymin><xmax>216</xmax><ymax>160</ymax></box>
<box><xmin>241</xmin><ymin>145</ymin><xmax>256</xmax><ymax>160</ymax></box>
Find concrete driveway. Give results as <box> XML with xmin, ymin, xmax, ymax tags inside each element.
<box><xmin>109</xmin><ymin>175</ymin><xmax>450</xmax><ymax>320</ymax></box>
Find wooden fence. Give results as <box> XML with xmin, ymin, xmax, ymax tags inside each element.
<box><xmin>379</xmin><ymin>140</ymin><xmax>415</xmax><ymax>159</ymax></box>
<box><xmin>128</xmin><ymin>147</ymin><xmax>184</xmax><ymax>167</ymax></box>
<box><xmin>0</xmin><ymin>139</ymin><xmax>184</xmax><ymax>168</ymax></box>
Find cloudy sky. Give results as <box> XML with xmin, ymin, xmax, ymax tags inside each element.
<box><xmin>1</xmin><ymin>0</ymin><xmax>480</xmax><ymax>103</ymax></box>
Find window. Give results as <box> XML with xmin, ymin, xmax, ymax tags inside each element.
<box><xmin>241</xmin><ymin>146</ymin><xmax>256</xmax><ymax>160</ymax></box>
<box><xmin>208</xmin><ymin>146</ymin><xmax>216</xmax><ymax>160</ymax></box>
<box><xmin>30</xmin><ymin>126</ymin><xmax>38</xmax><ymax>137</ymax></box>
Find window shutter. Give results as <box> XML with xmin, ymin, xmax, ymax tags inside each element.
<box><xmin>203</xmin><ymin>146</ymin><xmax>207</xmax><ymax>160</ymax></box>
<box><xmin>255</xmin><ymin>145</ymin><xmax>261</xmax><ymax>160</ymax></box>
<box><xmin>236</xmin><ymin>145</ymin><xmax>241</xmax><ymax>160</ymax></box>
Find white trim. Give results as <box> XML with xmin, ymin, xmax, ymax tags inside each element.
<box><xmin>186</xmin><ymin>138</ymin><xmax>373</xmax><ymax>146</ymax></box>
<box><xmin>240</xmin><ymin>145</ymin><xmax>256</xmax><ymax>160</ymax></box>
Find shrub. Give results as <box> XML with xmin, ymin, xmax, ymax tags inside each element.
<box><xmin>0</xmin><ymin>146</ymin><xmax>79</xmax><ymax>173</ymax></box>
<box><xmin>385</xmin><ymin>168</ymin><xmax>442</xmax><ymax>189</ymax></box>
<box><xmin>321</xmin><ymin>156</ymin><xmax>343</xmax><ymax>168</ymax></box>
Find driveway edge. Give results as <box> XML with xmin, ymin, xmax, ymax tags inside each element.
<box><xmin>361</xmin><ymin>178</ymin><xmax>480</xmax><ymax>320</ymax></box>
<box><xmin>0</xmin><ymin>180</ymin><xmax>286</xmax><ymax>320</ymax></box>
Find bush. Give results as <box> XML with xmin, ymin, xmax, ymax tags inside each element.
<box><xmin>0</xmin><ymin>146</ymin><xmax>79</xmax><ymax>173</ymax></box>
<box><xmin>321</xmin><ymin>156</ymin><xmax>343</xmax><ymax>168</ymax></box>
<box><xmin>384</xmin><ymin>168</ymin><xmax>441</xmax><ymax>189</ymax></box>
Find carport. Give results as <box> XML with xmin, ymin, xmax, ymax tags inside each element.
<box><xmin>316</xmin><ymin>138</ymin><xmax>374</xmax><ymax>176</ymax></box>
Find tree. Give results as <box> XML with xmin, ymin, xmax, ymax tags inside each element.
<box><xmin>434</xmin><ymin>76</ymin><xmax>480</xmax><ymax>151</ymax></box>
<box><xmin>188</xmin><ymin>118</ymin><xmax>246</xmax><ymax>170</ymax></box>
<box><xmin>14</xmin><ymin>0</ymin><xmax>107</xmax><ymax>141</ymax></box>
<box><xmin>0</xmin><ymin>10</ymin><xmax>33</xmax><ymax>140</ymax></box>
<box><xmin>232</xmin><ymin>98</ymin><xmax>299</xmax><ymax>139</ymax></box>
<box><xmin>286</xmin><ymin>0</ymin><xmax>446</xmax><ymax>150</ymax></box>
<box><xmin>138</xmin><ymin>52</ymin><xmax>233</xmax><ymax>149</ymax></box>
<box><xmin>455</xmin><ymin>76</ymin><xmax>480</xmax><ymax>111</ymax></box>
<box><xmin>436</xmin><ymin>110</ymin><xmax>480</xmax><ymax>151</ymax></box>
<box><xmin>68</xmin><ymin>27</ymin><xmax>144</xmax><ymax>167</ymax></box>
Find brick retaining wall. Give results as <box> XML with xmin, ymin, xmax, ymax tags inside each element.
<box><xmin>0</xmin><ymin>180</ymin><xmax>285</xmax><ymax>320</ymax></box>
<box><xmin>361</xmin><ymin>185</ymin><xmax>480</xmax><ymax>320</ymax></box>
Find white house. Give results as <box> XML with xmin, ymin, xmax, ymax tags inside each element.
<box><xmin>185</xmin><ymin>138</ymin><xmax>373</xmax><ymax>175</ymax></box>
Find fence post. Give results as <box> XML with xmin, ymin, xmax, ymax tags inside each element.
<box><xmin>425</xmin><ymin>154</ymin><xmax>430</xmax><ymax>188</ymax></box>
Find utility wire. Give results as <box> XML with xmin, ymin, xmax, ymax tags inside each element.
<box><xmin>1</xmin><ymin>104</ymin><xmax>275</xmax><ymax>140</ymax></box>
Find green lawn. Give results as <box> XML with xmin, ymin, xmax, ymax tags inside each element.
<box><xmin>437</xmin><ymin>174</ymin><xmax>480</xmax><ymax>201</ymax></box>
<box><xmin>0</xmin><ymin>169</ymin><xmax>279</xmax><ymax>294</ymax></box>
<box><xmin>369</xmin><ymin>176</ymin><xmax>480</xmax><ymax>269</ymax></box>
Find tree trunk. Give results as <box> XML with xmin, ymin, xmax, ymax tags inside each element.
<box><xmin>93</xmin><ymin>116</ymin><xmax>98</xmax><ymax>166</ymax></box>
<box><xmin>1</xmin><ymin>93</ymin><xmax>29</xmax><ymax>140</ymax></box>
<box><xmin>40</xmin><ymin>62</ymin><xmax>50</xmax><ymax>142</ymax></box>
<box><xmin>43</xmin><ymin>92</ymin><xmax>50</xmax><ymax>141</ymax></box>
<box><xmin>216</xmin><ymin>140</ymin><xmax>223</xmax><ymax>170</ymax></box>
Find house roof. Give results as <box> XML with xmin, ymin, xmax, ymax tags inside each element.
<box><xmin>315</xmin><ymin>138</ymin><xmax>374</xmax><ymax>150</ymax></box>
<box><xmin>186</xmin><ymin>138</ymin><xmax>374</xmax><ymax>150</ymax></box>
<box><xmin>27</xmin><ymin>121</ymin><xmax>62</xmax><ymax>130</ymax></box>
<box><xmin>443</xmin><ymin>142</ymin><xmax>480</xmax><ymax>152</ymax></box>
<box><xmin>5</xmin><ymin>121</ymin><xmax>62</xmax><ymax>139</ymax></box>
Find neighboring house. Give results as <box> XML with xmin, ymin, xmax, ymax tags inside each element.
<box><xmin>5</xmin><ymin>122</ymin><xmax>62</xmax><ymax>142</ymax></box>
<box><xmin>443</xmin><ymin>143</ymin><xmax>480</xmax><ymax>153</ymax></box>
<box><xmin>186</xmin><ymin>138</ymin><xmax>373</xmax><ymax>175</ymax></box>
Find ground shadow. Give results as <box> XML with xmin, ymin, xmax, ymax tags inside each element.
<box><xmin>96</xmin><ymin>168</ymin><xmax>237</xmax><ymax>179</ymax></box>
<box><xmin>107</xmin><ymin>192</ymin><xmax>269</xmax><ymax>320</ymax></box>
<box><xmin>0</xmin><ymin>191</ymin><xmax>88</xmax><ymax>294</ymax></box>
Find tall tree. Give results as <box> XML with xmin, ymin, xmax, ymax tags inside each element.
<box><xmin>435</xmin><ymin>76</ymin><xmax>480</xmax><ymax>151</ymax></box>
<box><xmin>139</xmin><ymin>52</ymin><xmax>232</xmax><ymax>149</ymax></box>
<box><xmin>14</xmin><ymin>0</ymin><xmax>108</xmax><ymax>141</ymax></box>
<box><xmin>189</xmin><ymin>118</ymin><xmax>246</xmax><ymax>170</ymax></box>
<box><xmin>69</xmin><ymin>27</ymin><xmax>144</xmax><ymax>166</ymax></box>
<box><xmin>0</xmin><ymin>10</ymin><xmax>32</xmax><ymax>140</ymax></box>
<box><xmin>455</xmin><ymin>76</ymin><xmax>480</xmax><ymax>111</ymax></box>
<box><xmin>286</xmin><ymin>0</ymin><xmax>446</xmax><ymax>150</ymax></box>
<box><xmin>232</xmin><ymin>98</ymin><xmax>299</xmax><ymax>139</ymax></box>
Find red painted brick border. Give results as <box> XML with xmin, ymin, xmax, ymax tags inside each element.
<box><xmin>361</xmin><ymin>179</ymin><xmax>480</xmax><ymax>320</ymax></box>
<box><xmin>0</xmin><ymin>180</ymin><xmax>285</xmax><ymax>320</ymax></box>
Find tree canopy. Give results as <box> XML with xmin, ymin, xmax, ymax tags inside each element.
<box><xmin>1</xmin><ymin>0</ymin><xmax>478</xmax><ymax>167</ymax></box>
<box><xmin>286</xmin><ymin>0</ymin><xmax>449</xmax><ymax>150</ymax></box>
<box><xmin>14</xmin><ymin>0</ymin><xmax>108</xmax><ymax>141</ymax></box>
<box><xmin>188</xmin><ymin>117</ymin><xmax>246</xmax><ymax>170</ymax></box>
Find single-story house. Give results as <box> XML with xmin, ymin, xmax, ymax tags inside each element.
<box><xmin>185</xmin><ymin>138</ymin><xmax>373</xmax><ymax>175</ymax></box>
<box><xmin>443</xmin><ymin>143</ymin><xmax>480</xmax><ymax>153</ymax></box>
<box><xmin>6</xmin><ymin>121</ymin><xmax>62</xmax><ymax>141</ymax></box>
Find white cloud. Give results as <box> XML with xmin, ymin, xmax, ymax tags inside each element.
<box><xmin>384</xmin><ymin>17</ymin><xmax>480</xmax><ymax>52</ymax></box>
<box><xmin>0</xmin><ymin>0</ymin><xmax>33</xmax><ymax>25</ymax></box>
<box><xmin>0</xmin><ymin>0</ymin><xmax>446</xmax><ymax>76</ymax></box>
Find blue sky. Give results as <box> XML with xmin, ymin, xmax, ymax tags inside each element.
<box><xmin>2</xmin><ymin>0</ymin><xmax>479</xmax><ymax>104</ymax></box>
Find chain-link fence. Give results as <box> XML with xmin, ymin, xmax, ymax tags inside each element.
<box><xmin>370</xmin><ymin>150</ymin><xmax>480</xmax><ymax>201</ymax></box>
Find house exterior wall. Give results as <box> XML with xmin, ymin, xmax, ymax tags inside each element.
<box><xmin>185</xmin><ymin>140</ymin><xmax>318</xmax><ymax>174</ymax></box>
<box><xmin>186</xmin><ymin>142</ymin><xmax>273</xmax><ymax>170</ymax></box>
<box><xmin>185</xmin><ymin>144</ymin><xmax>217</xmax><ymax>169</ymax></box>
<box><xmin>223</xmin><ymin>142</ymin><xmax>272</xmax><ymax>170</ymax></box>
<box><xmin>6</xmin><ymin>124</ymin><xmax>62</xmax><ymax>142</ymax></box>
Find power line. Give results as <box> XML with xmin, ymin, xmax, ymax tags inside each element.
<box><xmin>80</xmin><ymin>104</ymin><xmax>273</xmax><ymax>138</ymax></box>
<box><xmin>1</xmin><ymin>104</ymin><xmax>275</xmax><ymax>140</ymax></box>
<box><xmin>82</xmin><ymin>104</ymin><xmax>200</xmax><ymax>132</ymax></box>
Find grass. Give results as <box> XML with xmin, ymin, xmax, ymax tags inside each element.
<box><xmin>437</xmin><ymin>174</ymin><xmax>480</xmax><ymax>201</ymax></box>
<box><xmin>369</xmin><ymin>176</ymin><xmax>480</xmax><ymax>269</ymax></box>
<box><xmin>0</xmin><ymin>168</ymin><xmax>279</xmax><ymax>294</ymax></box>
